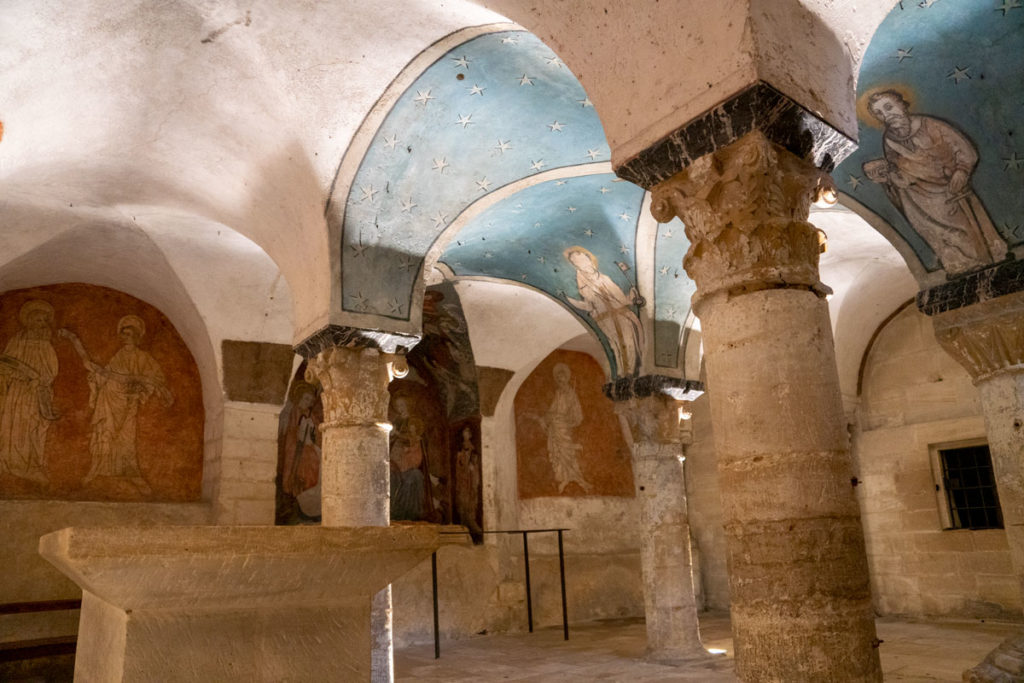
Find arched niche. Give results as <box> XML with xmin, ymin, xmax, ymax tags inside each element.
<box><xmin>0</xmin><ymin>283</ymin><xmax>204</xmax><ymax>502</ymax></box>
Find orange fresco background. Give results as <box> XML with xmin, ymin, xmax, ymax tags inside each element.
<box><xmin>515</xmin><ymin>350</ymin><xmax>634</xmax><ymax>498</ymax></box>
<box><xmin>0</xmin><ymin>283</ymin><xmax>204</xmax><ymax>502</ymax></box>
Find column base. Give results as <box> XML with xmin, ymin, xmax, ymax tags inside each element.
<box><xmin>964</xmin><ymin>629</ymin><xmax>1024</xmax><ymax>682</ymax></box>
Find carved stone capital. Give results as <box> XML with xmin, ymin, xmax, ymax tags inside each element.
<box><xmin>616</xmin><ymin>395</ymin><xmax>691</xmax><ymax>448</ymax></box>
<box><xmin>294</xmin><ymin>324</ymin><xmax>420</xmax><ymax>360</ymax></box>
<box><xmin>305</xmin><ymin>345</ymin><xmax>390</xmax><ymax>427</ymax></box>
<box><xmin>932</xmin><ymin>292</ymin><xmax>1024</xmax><ymax>384</ymax></box>
<box><xmin>650</xmin><ymin>132</ymin><xmax>833</xmax><ymax>304</ymax></box>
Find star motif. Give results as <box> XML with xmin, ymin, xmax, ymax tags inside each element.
<box><xmin>583</xmin><ymin>228</ymin><xmax>594</xmax><ymax>237</ymax></box>
<box><xmin>413</xmin><ymin>89</ymin><xmax>435</xmax><ymax>105</ymax></box>
<box><xmin>1002</xmin><ymin>152</ymin><xmax>1024</xmax><ymax>171</ymax></box>
<box><xmin>848</xmin><ymin>174</ymin><xmax>863</xmax><ymax>190</ymax></box>
<box><xmin>659</xmin><ymin>266</ymin><xmax>670</xmax><ymax>275</ymax></box>
<box><xmin>598</xmin><ymin>187</ymin><xmax>611</xmax><ymax>194</ymax></box>
<box><xmin>578</xmin><ymin>97</ymin><xmax>593</xmax><ymax>107</ymax></box>
<box><xmin>432</xmin><ymin>157</ymin><xmax>449</xmax><ymax>173</ymax></box>
<box><xmin>996</xmin><ymin>0</ymin><xmax>1022</xmax><ymax>14</ymax></box>
<box><xmin>521</xmin><ymin>273</ymin><xmax>528</xmax><ymax>280</ymax></box>
<box><xmin>502</xmin><ymin>35</ymin><xmax>519</xmax><ymax>45</ymax></box>
<box><xmin>947</xmin><ymin>65</ymin><xmax>971</xmax><ymax>84</ymax></box>
<box><xmin>468</xmin><ymin>84</ymin><xmax>485</xmax><ymax>96</ymax></box>
<box><xmin>619</xmin><ymin>244</ymin><xmax>630</xmax><ymax>254</ymax></box>
<box><xmin>618</xmin><ymin>211</ymin><xmax>632</xmax><ymax>222</ymax></box>
<box><xmin>495</xmin><ymin>139</ymin><xmax>512</xmax><ymax>154</ymax></box>
<box><xmin>452</xmin><ymin>55</ymin><xmax>470</xmax><ymax>69</ymax></box>
<box><xmin>548</xmin><ymin>121</ymin><xmax>565</xmax><ymax>132</ymax></box>
<box><xmin>475</xmin><ymin>177</ymin><xmax>492</xmax><ymax>192</ymax></box>
<box><xmin>350</xmin><ymin>242</ymin><xmax>369</xmax><ymax>257</ymax></box>
<box><xmin>400</xmin><ymin>198</ymin><xmax>417</xmax><ymax>213</ymax></box>
<box><xmin>484</xmin><ymin>251</ymin><xmax>494</xmax><ymax>259</ymax></box>
<box><xmin>398</xmin><ymin>255</ymin><xmax>417</xmax><ymax>272</ymax></box>
<box><xmin>665</xmin><ymin>306</ymin><xmax>678</xmax><ymax>319</ymax></box>
<box><xmin>663</xmin><ymin>229</ymin><xmax>674</xmax><ymax>238</ymax></box>
<box><xmin>1006</xmin><ymin>222</ymin><xmax>1024</xmax><ymax>239</ymax></box>
<box><xmin>530</xmin><ymin>159</ymin><xmax>546</xmax><ymax>172</ymax></box>
<box><xmin>567</xmin><ymin>206</ymin><xmax>577</xmax><ymax>213</ymax></box>
<box><xmin>359</xmin><ymin>185</ymin><xmax>378</xmax><ymax>202</ymax></box>
<box><xmin>918</xmin><ymin>0</ymin><xmax>938</xmax><ymax>6</ymax></box>
<box><xmin>537</xmin><ymin>256</ymin><xmax>546</xmax><ymax>264</ymax></box>
<box><xmin>544</xmin><ymin>56</ymin><xmax>562</xmax><ymax>68</ymax></box>
<box><xmin>387</xmin><ymin>298</ymin><xmax>403</xmax><ymax>315</ymax></box>
<box><xmin>519</xmin><ymin>74</ymin><xmax>534</xmax><ymax>86</ymax></box>
<box><xmin>894</xmin><ymin>47</ymin><xmax>913</xmax><ymax>63</ymax></box>
<box><xmin>383</xmin><ymin>134</ymin><xmax>398</xmax><ymax>149</ymax></box>
<box><xmin>456</xmin><ymin>114</ymin><xmax>474</xmax><ymax>128</ymax></box>
<box><xmin>349</xmin><ymin>291</ymin><xmax>369</xmax><ymax>311</ymax></box>
<box><xmin>432</xmin><ymin>211</ymin><xmax>448</xmax><ymax>227</ymax></box>
<box><xmin>555</xmin><ymin>180</ymin><xmax>568</xmax><ymax>186</ymax></box>
<box><xmin>585</xmin><ymin>149</ymin><xmax>602</xmax><ymax>160</ymax></box>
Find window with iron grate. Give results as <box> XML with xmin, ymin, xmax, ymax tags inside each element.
<box><xmin>937</xmin><ymin>444</ymin><xmax>1002</xmax><ymax>531</ymax></box>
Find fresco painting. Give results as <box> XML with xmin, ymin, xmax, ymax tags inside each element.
<box><xmin>443</xmin><ymin>174</ymin><xmax>646</xmax><ymax>379</ymax></box>
<box><xmin>837</xmin><ymin>0</ymin><xmax>1024</xmax><ymax>275</ymax></box>
<box><xmin>276</xmin><ymin>282</ymin><xmax>483</xmax><ymax>538</ymax></box>
<box><xmin>339</xmin><ymin>29</ymin><xmax>611</xmax><ymax>320</ymax></box>
<box><xmin>0</xmin><ymin>284</ymin><xmax>204</xmax><ymax>502</ymax></box>
<box><xmin>515</xmin><ymin>350</ymin><xmax>634</xmax><ymax>499</ymax></box>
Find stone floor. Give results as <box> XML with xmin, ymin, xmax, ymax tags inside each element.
<box><xmin>395</xmin><ymin>612</ymin><xmax>1021</xmax><ymax>682</ymax></box>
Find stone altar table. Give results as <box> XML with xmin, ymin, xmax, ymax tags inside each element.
<box><xmin>39</xmin><ymin>525</ymin><xmax>439</xmax><ymax>682</ymax></box>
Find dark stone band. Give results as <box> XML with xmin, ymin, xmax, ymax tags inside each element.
<box><xmin>603</xmin><ymin>375</ymin><xmax>705</xmax><ymax>402</ymax></box>
<box><xmin>917</xmin><ymin>258</ymin><xmax>1024</xmax><ymax>316</ymax></box>
<box><xmin>294</xmin><ymin>324</ymin><xmax>421</xmax><ymax>359</ymax></box>
<box><xmin>614</xmin><ymin>81</ymin><xmax>856</xmax><ymax>189</ymax></box>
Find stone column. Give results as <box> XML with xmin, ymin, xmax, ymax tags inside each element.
<box><xmin>618</xmin><ymin>393</ymin><xmax>706</xmax><ymax>661</ymax></box>
<box><xmin>305</xmin><ymin>344</ymin><xmax>395</xmax><ymax>683</ymax></box>
<box><xmin>930</xmin><ymin>293</ymin><xmax>1024</xmax><ymax>682</ymax></box>
<box><xmin>650</xmin><ymin>131</ymin><xmax>881</xmax><ymax>682</ymax></box>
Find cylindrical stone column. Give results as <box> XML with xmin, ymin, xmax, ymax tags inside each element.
<box><xmin>651</xmin><ymin>132</ymin><xmax>881</xmax><ymax>682</ymax></box>
<box><xmin>306</xmin><ymin>344</ymin><xmax>394</xmax><ymax>683</ymax></box>
<box><xmin>932</xmin><ymin>294</ymin><xmax>1024</xmax><ymax>682</ymax></box>
<box><xmin>619</xmin><ymin>394</ymin><xmax>706</xmax><ymax>661</ymax></box>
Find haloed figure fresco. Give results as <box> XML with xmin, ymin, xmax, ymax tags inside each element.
<box><xmin>0</xmin><ymin>300</ymin><xmax>60</xmax><ymax>484</ymax></box>
<box><xmin>563</xmin><ymin>246</ymin><xmax>644</xmax><ymax>377</ymax></box>
<box><xmin>862</xmin><ymin>90</ymin><xmax>1007</xmax><ymax>276</ymax></box>
<box><xmin>62</xmin><ymin>315</ymin><xmax>173</xmax><ymax>487</ymax></box>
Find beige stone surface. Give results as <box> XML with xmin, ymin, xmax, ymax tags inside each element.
<box><xmin>856</xmin><ymin>305</ymin><xmax>1019</xmax><ymax>620</ymax></box>
<box><xmin>40</xmin><ymin>525</ymin><xmax>438</xmax><ymax>682</ymax></box>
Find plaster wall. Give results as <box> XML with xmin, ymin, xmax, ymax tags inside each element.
<box><xmin>854</xmin><ymin>306</ymin><xmax>1021</xmax><ymax>619</ymax></box>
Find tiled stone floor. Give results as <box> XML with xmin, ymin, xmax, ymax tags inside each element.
<box><xmin>395</xmin><ymin>611</ymin><xmax>1021</xmax><ymax>682</ymax></box>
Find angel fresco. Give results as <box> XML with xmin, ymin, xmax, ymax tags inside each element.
<box><xmin>563</xmin><ymin>246</ymin><xmax>644</xmax><ymax>376</ymax></box>
<box><xmin>862</xmin><ymin>90</ymin><xmax>1007</xmax><ymax>276</ymax></box>
<box><xmin>0</xmin><ymin>300</ymin><xmax>60</xmax><ymax>483</ymax></box>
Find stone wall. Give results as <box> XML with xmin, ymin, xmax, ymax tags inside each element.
<box><xmin>854</xmin><ymin>306</ymin><xmax>1021</xmax><ymax>619</ymax></box>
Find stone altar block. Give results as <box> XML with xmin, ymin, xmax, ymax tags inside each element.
<box><xmin>39</xmin><ymin>525</ymin><xmax>439</xmax><ymax>682</ymax></box>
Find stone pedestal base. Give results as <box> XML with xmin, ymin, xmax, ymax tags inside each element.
<box><xmin>964</xmin><ymin>629</ymin><xmax>1024</xmax><ymax>682</ymax></box>
<box><xmin>39</xmin><ymin>525</ymin><xmax>438</xmax><ymax>682</ymax></box>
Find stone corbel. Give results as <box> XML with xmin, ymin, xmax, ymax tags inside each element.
<box><xmin>930</xmin><ymin>292</ymin><xmax>1024</xmax><ymax>383</ymax></box>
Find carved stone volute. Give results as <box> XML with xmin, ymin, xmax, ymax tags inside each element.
<box><xmin>305</xmin><ymin>345</ymin><xmax>391</xmax><ymax>427</ymax></box>
<box><xmin>931</xmin><ymin>292</ymin><xmax>1024</xmax><ymax>384</ymax></box>
<box><xmin>650</xmin><ymin>132</ymin><xmax>833</xmax><ymax>305</ymax></box>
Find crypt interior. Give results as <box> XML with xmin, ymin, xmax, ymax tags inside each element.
<box><xmin>1</xmin><ymin>1</ymin><xmax>1024</xmax><ymax>681</ymax></box>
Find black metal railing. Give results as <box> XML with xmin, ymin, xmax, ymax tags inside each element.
<box><xmin>431</xmin><ymin>528</ymin><xmax>570</xmax><ymax>659</ymax></box>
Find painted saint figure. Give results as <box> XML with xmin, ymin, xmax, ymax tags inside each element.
<box><xmin>0</xmin><ymin>300</ymin><xmax>60</xmax><ymax>483</ymax></box>
<box><xmin>862</xmin><ymin>90</ymin><xmax>1007</xmax><ymax>276</ymax></box>
<box><xmin>563</xmin><ymin>246</ymin><xmax>644</xmax><ymax>377</ymax></box>
<box><xmin>61</xmin><ymin>315</ymin><xmax>173</xmax><ymax>483</ymax></box>
<box><xmin>279</xmin><ymin>381</ymin><xmax>322</xmax><ymax>519</ymax></box>
<box><xmin>532</xmin><ymin>362</ymin><xmax>590</xmax><ymax>494</ymax></box>
<box><xmin>454</xmin><ymin>425</ymin><xmax>483</xmax><ymax>538</ymax></box>
<box><xmin>389</xmin><ymin>415</ymin><xmax>431</xmax><ymax>521</ymax></box>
